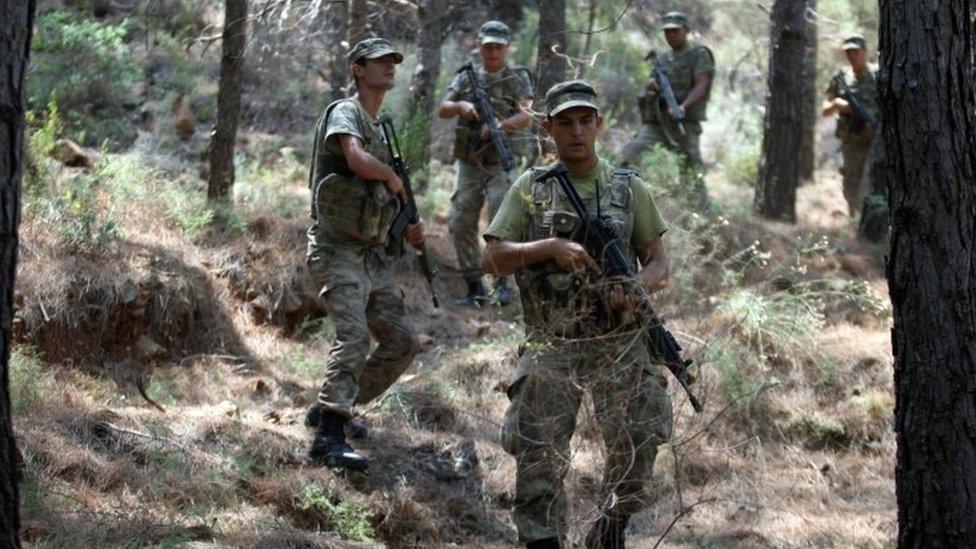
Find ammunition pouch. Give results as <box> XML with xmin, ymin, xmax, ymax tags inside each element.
<box><xmin>313</xmin><ymin>173</ymin><xmax>401</xmax><ymax>246</ymax></box>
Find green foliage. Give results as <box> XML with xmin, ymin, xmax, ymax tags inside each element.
<box><xmin>720</xmin><ymin>287</ymin><xmax>825</xmax><ymax>359</ymax></box>
<box><xmin>24</xmin><ymin>101</ymin><xmax>63</xmax><ymax>199</ymax></box>
<box><xmin>29</xmin><ymin>11</ymin><xmax>139</xmax><ymax>148</ymax></box>
<box><xmin>638</xmin><ymin>144</ymin><xmax>685</xmax><ymax>193</ymax></box>
<box><xmin>397</xmin><ymin>107</ymin><xmax>432</xmax><ymax>180</ymax></box>
<box><xmin>58</xmin><ymin>175</ymin><xmax>121</xmax><ymax>252</ymax></box>
<box><xmin>724</xmin><ymin>143</ymin><xmax>760</xmax><ymax>187</ymax></box>
<box><xmin>236</xmin><ymin>151</ymin><xmax>307</xmax><ymax>218</ymax></box>
<box><xmin>297</xmin><ymin>485</ymin><xmax>375</xmax><ymax>542</ymax></box>
<box><xmin>10</xmin><ymin>347</ymin><xmax>50</xmax><ymax>414</ymax></box>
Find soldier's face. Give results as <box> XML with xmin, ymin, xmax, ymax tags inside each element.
<box><xmin>845</xmin><ymin>47</ymin><xmax>867</xmax><ymax>69</ymax></box>
<box><xmin>480</xmin><ymin>42</ymin><xmax>508</xmax><ymax>72</ymax></box>
<box><xmin>664</xmin><ymin>28</ymin><xmax>689</xmax><ymax>49</ymax></box>
<box><xmin>543</xmin><ymin>107</ymin><xmax>603</xmax><ymax>163</ymax></box>
<box><xmin>353</xmin><ymin>54</ymin><xmax>398</xmax><ymax>90</ymax></box>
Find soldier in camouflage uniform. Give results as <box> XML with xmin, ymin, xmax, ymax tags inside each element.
<box><xmin>438</xmin><ymin>20</ymin><xmax>535</xmax><ymax>307</ymax></box>
<box><xmin>619</xmin><ymin>11</ymin><xmax>714</xmax><ymax>210</ymax></box>
<box><xmin>305</xmin><ymin>38</ymin><xmax>425</xmax><ymax>470</ymax></box>
<box><xmin>483</xmin><ymin>81</ymin><xmax>673</xmax><ymax>549</ymax></box>
<box><xmin>821</xmin><ymin>34</ymin><xmax>879</xmax><ymax>217</ymax></box>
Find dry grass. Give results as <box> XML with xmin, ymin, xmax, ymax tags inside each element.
<box><xmin>12</xmin><ymin>146</ymin><xmax>895</xmax><ymax>547</ymax></box>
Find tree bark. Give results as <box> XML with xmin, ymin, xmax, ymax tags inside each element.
<box><xmin>348</xmin><ymin>0</ymin><xmax>368</xmax><ymax>46</ymax></box>
<box><xmin>754</xmin><ymin>0</ymin><xmax>812</xmax><ymax>222</ymax></box>
<box><xmin>409</xmin><ymin>0</ymin><xmax>450</xmax><ymax>181</ymax></box>
<box><xmin>576</xmin><ymin>0</ymin><xmax>598</xmax><ymax>79</ymax></box>
<box><xmin>881</xmin><ymin>0</ymin><xmax>976</xmax><ymax>545</ymax></box>
<box><xmin>207</xmin><ymin>0</ymin><xmax>248</xmax><ymax>203</ymax></box>
<box><xmin>0</xmin><ymin>1</ymin><xmax>36</xmax><ymax>547</ymax></box>
<box><xmin>535</xmin><ymin>0</ymin><xmax>567</xmax><ymax>101</ymax></box>
<box><xmin>329</xmin><ymin>0</ymin><xmax>350</xmax><ymax>101</ymax></box>
<box><xmin>797</xmin><ymin>0</ymin><xmax>816</xmax><ymax>182</ymax></box>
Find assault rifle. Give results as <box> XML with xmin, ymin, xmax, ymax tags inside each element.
<box><xmin>458</xmin><ymin>62</ymin><xmax>518</xmax><ymax>173</ymax></box>
<box><xmin>831</xmin><ymin>73</ymin><xmax>878</xmax><ymax>132</ymax></box>
<box><xmin>378</xmin><ymin>115</ymin><xmax>440</xmax><ymax>309</ymax></box>
<box><xmin>646</xmin><ymin>51</ymin><xmax>687</xmax><ymax>137</ymax></box>
<box><xmin>534</xmin><ymin>163</ymin><xmax>703</xmax><ymax>412</ymax></box>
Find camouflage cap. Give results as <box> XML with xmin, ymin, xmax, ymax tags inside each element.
<box><xmin>348</xmin><ymin>37</ymin><xmax>404</xmax><ymax>64</ymax></box>
<box><xmin>842</xmin><ymin>34</ymin><xmax>867</xmax><ymax>50</ymax></box>
<box><xmin>661</xmin><ymin>11</ymin><xmax>690</xmax><ymax>30</ymax></box>
<box><xmin>479</xmin><ymin>20</ymin><xmax>511</xmax><ymax>45</ymax></box>
<box><xmin>545</xmin><ymin>80</ymin><xmax>599</xmax><ymax>117</ymax></box>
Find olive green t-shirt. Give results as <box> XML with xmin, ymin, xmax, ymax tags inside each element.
<box><xmin>484</xmin><ymin>157</ymin><xmax>668</xmax><ymax>248</ymax></box>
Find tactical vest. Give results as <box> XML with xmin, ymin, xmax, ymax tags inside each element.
<box><xmin>308</xmin><ymin>99</ymin><xmax>401</xmax><ymax>247</ymax></box>
<box><xmin>452</xmin><ymin>64</ymin><xmax>535</xmax><ymax>164</ymax></box>
<box><xmin>516</xmin><ymin>166</ymin><xmax>640</xmax><ymax>338</ymax></box>
<box><xmin>833</xmin><ymin>65</ymin><xmax>878</xmax><ymax>142</ymax></box>
<box><xmin>641</xmin><ymin>43</ymin><xmax>714</xmax><ymax>124</ymax></box>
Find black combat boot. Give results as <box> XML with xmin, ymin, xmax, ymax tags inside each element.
<box><xmin>308</xmin><ymin>411</ymin><xmax>369</xmax><ymax>471</ymax></box>
<box><xmin>305</xmin><ymin>403</ymin><xmax>367</xmax><ymax>439</ymax></box>
<box><xmin>584</xmin><ymin>514</ymin><xmax>629</xmax><ymax>549</ymax></box>
<box><xmin>526</xmin><ymin>538</ymin><xmax>560</xmax><ymax>549</ymax></box>
<box><xmin>488</xmin><ymin>277</ymin><xmax>513</xmax><ymax>307</ymax></box>
<box><xmin>453</xmin><ymin>280</ymin><xmax>486</xmax><ymax>307</ymax></box>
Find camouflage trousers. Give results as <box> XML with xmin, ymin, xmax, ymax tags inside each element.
<box><xmin>500</xmin><ymin>331</ymin><xmax>673</xmax><ymax>542</ymax></box>
<box><xmin>841</xmin><ymin>137</ymin><xmax>874</xmax><ymax>217</ymax></box>
<box><xmin>619</xmin><ymin>121</ymin><xmax>709</xmax><ymax>210</ymax></box>
<box><xmin>448</xmin><ymin>160</ymin><xmax>516</xmax><ymax>283</ymax></box>
<box><xmin>307</xmin><ymin>245</ymin><xmax>419</xmax><ymax>418</ymax></box>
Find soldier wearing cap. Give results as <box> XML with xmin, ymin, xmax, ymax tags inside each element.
<box><xmin>483</xmin><ymin>81</ymin><xmax>673</xmax><ymax>548</ymax></box>
<box><xmin>304</xmin><ymin>37</ymin><xmax>425</xmax><ymax>470</ymax></box>
<box><xmin>822</xmin><ymin>33</ymin><xmax>879</xmax><ymax>216</ymax></box>
<box><xmin>438</xmin><ymin>20</ymin><xmax>535</xmax><ymax>307</ymax></box>
<box><xmin>620</xmin><ymin>11</ymin><xmax>714</xmax><ymax>210</ymax></box>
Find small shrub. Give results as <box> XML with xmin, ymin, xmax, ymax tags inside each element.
<box><xmin>10</xmin><ymin>347</ymin><xmax>49</xmax><ymax>414</ymax></box>
<box><xmin>29</xmin><ymin>11</ymin><xmax>139</xmax><ymax>148</ymax></box>
<box><xmin>52</xmin><ymin>174</ymin><xmax>120</xmax><ymax>253</ymax></box>
<box><xmin>24</xmin><ymin>102</ymin><xmax>63</xmax><ymax>199</ymax></box>
<box><xmin>719</xmin><ymin>287</ymin><xmax>825</xmax><ymax>359</ymax></box>
<box><xmin>724</xmin><ymin>144</ymin><xmax>760</xmax><ymax>187</ymax></box>
<box><xmin>297</xmin><ymin>484</ymin><xmax>375</xmax><ymax>542</ymax></box>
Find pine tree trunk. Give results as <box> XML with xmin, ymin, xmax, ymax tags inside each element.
<box><xmin>207</xmin><ymin>0</ymin><xmax>248</xmax><ymax>203</ymax></box>
<box><xmin>348</xmin><ymin>0</ymin><xmax>368</xmax><ymax>46</ymax></box>
<box><xmin>329</xmin><ymin>0</ymin><xmax>350</xmax><ymax>101</ymax></box>
<box><xmin>535</xmin><ymin>0</ymin><xmax>567</xmax><ymax>100</ymax></box>
<box><xmin>798</xmin><ymin>0</ymin><xmax>816</xmax><ymax>183</ymax></box>
<box><xmin>882</xmin><ymin>0</ymin><xmax>976</xmax><ymax>545</ymax></box>
<box><xmin>0</xmin><ymin>1</ymin><xmax>36</xmax><ymax>546</ymax></box>
<box><xmin>410</xmin><ymin>0</ymin><xmax>449</xmax><ymax>180</ymax></box>
<box><xmin>754</xmin><ymin>0</ymin><xmax>811</xmax><ymax>222</ymax></box>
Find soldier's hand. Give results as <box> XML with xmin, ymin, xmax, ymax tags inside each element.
<box><xmin>458</xmin><ymin>101</ymin><xmax>479</xmax><ymax>121</ymax></box>
<box><xmin>549</xmin><ymin>239</ymin><xmax>602</xmax><ymax>276</ymax></box>
<box><xmin>405</xmin><ymin>220</ymin><xmax>425</xmax><ymax>246</ymax></box>
<box><xmin>671</xmin><ymin>105</ymin><xmax>686</xmax><ymax>120</ymax></box>
<box><xmin>479</xmin><ymin>125</ymin><xmax>491</xmax><ymax>141</ymax></box>
<box><xmin>384</xmin><ymin>173</ymin><xmax>407</xmax><ymax>203</ymax></box>
<box><xmin>646</xmin><ymin>78</ymin><xmax>660</xmax><ymax>92</ymax></box>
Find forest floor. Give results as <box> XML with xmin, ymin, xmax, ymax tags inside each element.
<box><xmin>12</xmin><ymin>148</ymin><xmax>895</xmax><ymax>547</ymax></box>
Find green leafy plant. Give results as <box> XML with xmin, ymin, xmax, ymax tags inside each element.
<box><xmin>29</xmin><ymin>11</ymin><xmax>139</xmax><ymax>147</ymax></box>
<box><xmin>297</xmin><ymin>484</ymin><xmax>375</xmax><ymax>542</ymax></box>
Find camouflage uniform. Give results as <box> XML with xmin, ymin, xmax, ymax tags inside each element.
<box><xmin>620</xmin><ymin>12</ymin><xmax>714</xmax><ymax>208</ymax></box>
<box><xmin>485</xmin><ymin>149</ymin><xmax>673</xmax><ymax>543</ymax></box>
<box><xmin>827</xmin><ymin>54</ymin><xmax>879</xmax><ymax>216</ymax></box>
<box><xmin>307</xmin><ymin>94</ymin><xmax>419</xmax><ymax>419</ymax></box>
<box><xmin>446</xmin><ymin>21</ymin><xmax>534</xmax><ymax>284</ymax></box>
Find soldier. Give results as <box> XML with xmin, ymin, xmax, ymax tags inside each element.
<box><xmin>304</xmin><ymin>38</ymin><xmax>425</xmax><ymax>470</ymax></box>
<box><xmin>619</xmin><ymin>11</ymin><xmax>713</xmax><ymax>210</ymax></box>
<box><xmin>482</xmin><ymin>81</ymin><xmax>673</xmax><ymax>549</ymax></box>
<box><xmin>821</xmin><ymin>34</ymin><xmax>878</xmax><ymax>217</ymax></box>
<box><xmin>438</xmin><ymin>20</ymin><xmax>535</xmax><ymax>307</ymax></box>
